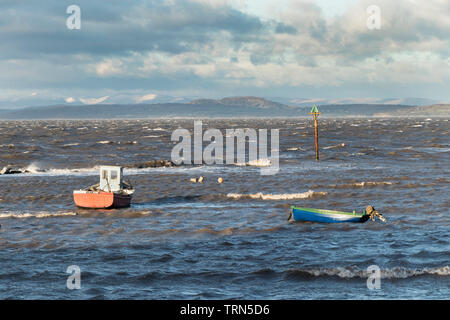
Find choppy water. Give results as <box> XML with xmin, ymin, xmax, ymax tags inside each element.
<box><xmin>0</xmin><ymin>118</ymin><xmax>449</xmax><ymax>299</ymax></box>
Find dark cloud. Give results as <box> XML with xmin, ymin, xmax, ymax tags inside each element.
<box><xmin>0</xmin><ymin>0</ymin><xmax>448</xmax><ymax>106</ymax></box>
<box><xmin>275</xmin><ymin>22</ymin><xmax>297</xmax><ymax>35</ymax></box>
<box><xmin>0</xmin><ymin>0</ymin><xmax>264</xmax><ymax>59</ymax></box>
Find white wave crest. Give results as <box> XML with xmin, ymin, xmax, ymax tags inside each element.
<box><xmin>331</xmin><ymin>181</ymin><xmax>393</xmax><ymax>188</ymax></box>
<box><xmin>0</xmin><ymin>212</ymin><xmax>77</xmax><ymax>219</ymax></box>
<box><xmin>23</xmin><ymin>163</ymin><xmax>45</xmax><ymax>174</ymax></box>
<box><xmin>235</xmin><ymin>158</ymin><xmax>272</xmax><ymax>167</ymax></box>
<box><xmin>227</xmin><ymin>190</ymin><xmax>327</xmax><ymax>200</ymax></box>
<box><xmin>292</xmin><ymin>266</ymin><xmax>450</xmax><ymax>279</ymax></box>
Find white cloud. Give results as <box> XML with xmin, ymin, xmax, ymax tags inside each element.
<box><xmin>95</xmin><ymin>59</ymin><xmax>123</xmax><ymax>77</ymax></box>
<box><xmin>85</xmin><ymin>0</ymin><xmax>449</xmax><ymax>90</ymax></box>
<box><xmin>136</xmin><ymin>93</ymin><xmax>157</xmax><ymax>103</ymax></box>
<box><xmin>79</xmin><ymin>96</ymin><xmax>110</xmax><ymax>105</ymax></box>
<box><xmin>65</xmin><ymin>97</ymin><xmax>76</xmax><ymax>103</ymax></box>
<box><xmin>0</xmin><ymin>0</ymin><xmax>449</xmax><ymax>106</ymax></box>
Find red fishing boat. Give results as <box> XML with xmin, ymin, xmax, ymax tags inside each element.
<box><xmin>73</xmin><ymin>166</ymin><xmax>134</xmax><ymax>209</ymax></box>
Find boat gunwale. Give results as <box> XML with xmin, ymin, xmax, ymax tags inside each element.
<box><xmin>73</xmin><ymin>190</ymin><xmax>134</xmax><ymax>196</ymax></box>
<box><xmin>291</xmin><ymin>206</ymin><xmax>364</xmax><ymax>217</ymax></box>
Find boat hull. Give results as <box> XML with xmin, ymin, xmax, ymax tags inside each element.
<box><xmin>291</xmin><ymin>206</ymin><xmax>366</xmax><ymax>223</ymax></box>
<box><xmin>73</xmin><ymin>191</ymin><xmax>132</xmax><ymax>209</ymax></box>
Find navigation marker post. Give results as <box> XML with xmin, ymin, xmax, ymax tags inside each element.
<box><xmin>309</xmin><ymin>105</ymin><xmax>320</xmax><ymax>161</ymax></box>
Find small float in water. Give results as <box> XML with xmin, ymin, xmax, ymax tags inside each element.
<box><xmin>73</xmin><ymin>166</ymin><xmax>134</xmax><ymax>209</ymax></box>
<box><xmin>289</xmin><ymin>205</ymin><xmax>386</xmax><ymax>223</ymax></box>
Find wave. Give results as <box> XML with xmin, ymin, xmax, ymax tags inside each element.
<box><xmin>32</xmin><ymin>166</ymin><xmax>100</xmax><ymax>176</ymax></box>
<box><xmin>234</xmin><ymin>158</ymin><xmax>272</xmax><ymax>167</ymax></box>
<box><xmin>62</xmin><ymin>143</ymin><xmax>80</xmax><ymax>147</ymax></box>
<box><xmin>0</xmin><ymin>165</ymin><xmax>217</xmax><ymax>177</ymax></box>
<box><xmin>0</xmin><ymin>212</ymin><xmax>77</xmax><ymax>219</ymax></box>
<box><xmin>0</xmin><ymin>162</ymin><xmax>100</xmax><ymax>176</ymax></box>
<box><xmin>416</xmin><ymin>147</ymin><xmax>450</xmax><ymax>153</ymax></box>
<box><xmin>23</xmin><ymin>163</ymin><xmax>45</xmax><ymax>174</ymax></box>
<box><xmin>227</xmin><ymin>190</ymin><xmax>327</xmax><ymax>200</ymax></box>
<box><xmin>330</xmin><ymin>181</ymin><xmax>393</xmax><ymax>189</ymax></box>
<box><xmin>131</xmin><ymin>225</ymin><xmax>286</xmax><ymax>237</ymax></box>
<box><xmin>285</xmin><ymin>266</ymin><xmax>450</xmax><ymax>279</ymax></box>
<box><xmin>0</xmin><ymin>144</ymin><xmax>15</xmax><ymax>148</ymax></box>
<box><xmin>1</xmin><ymin>161</ymin><xmax>178</xmax><ymax>177</ymax></box>
<box><xmin>286</xmin><ymin>147</ymin><xmax>305</xmax><ymax>151</ymax></box>
<box><xmin>397</xmin><ymin>146</ymin><xmax>450</xmax><ymax>154</ymax></box>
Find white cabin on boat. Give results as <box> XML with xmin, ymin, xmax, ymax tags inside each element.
<box><xmin>99</xmin><ymin>166</ymin><xmax>123</xmax><ymax>192</ymax></box>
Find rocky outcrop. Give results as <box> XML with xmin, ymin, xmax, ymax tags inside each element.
<box><xmin>0</xmin><ymin>159</ymin><xmax>179</xmax><ymax>175</ymax></box>
<box><xmin>0</xmin><ymin>166</ymin><xmax>28</xmax><ymax>175</ymax></box>
<box><xmin>125</xmin><ymin>159</ymin><xmax>176</xmax><ymax>169</ymax></box>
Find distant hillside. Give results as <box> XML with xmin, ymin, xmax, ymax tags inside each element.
<box><xmin>374</xmin><ymin>104</ymin><xmax>450</xmax><ymax>117</ymax></box>
<box><xmin>314</xmin><ymin>104</ymin><xmax>414</xmax><ymax>117</ymax></box>
<box><xmin>0</xmin><ymin>96</ymin><xmax>447</xmax><ymax>119</ymax></box>
<box><xmin>188</xmin><ymin>96</ymin><xmax>287</xmax><ymax>109</ymax></box>
<box><xmin>0</xmin><ymin>97</ymin><xmax>294</xmax><ymax>119</ymax></box>
<box><xmin>279</xmin><ymin>97</ymin><xmax>443</xmax><ymax>107</ymax></box>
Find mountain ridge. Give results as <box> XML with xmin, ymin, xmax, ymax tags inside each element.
<box><xmin>0</xmin><ymin>96</ymin><xmax>448</xmax><ymax>119</ymax></box>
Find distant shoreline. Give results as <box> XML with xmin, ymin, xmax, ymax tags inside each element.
<box><xmin>0</xmin><ymin>99</ymin><xmax>448</xmax><ymax>120</ymax></box>
<box><xmin>0</xmin><ymin>114</ymin><xmax>450</xmax><ymax>122</ymax></box>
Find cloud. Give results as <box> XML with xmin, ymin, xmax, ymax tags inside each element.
<box><xmin>65</xmin><ymin>97</ymin><xmax>76</xmax><ymax>103</ymax></box>
<box><xmin>79</xmin><ymin>96</ymin><xmax>109</xmax><ymax>105</ymax></box>
<box><xmin>0</xmin><ymin>0</ymin><xmax>264</xmax><ymax>59</ymax></box>
<box><xmin>95</xmin><ymin>59</ymin><xmax>123</xmax><ymax>77</ymax></box>
<box><xmin>0</xmin><ymin>0</ymin><xmax>449</xmax><ymax>107</ymax></box>
<box><xmin>136</xmin><ymin>93</ymin><xmax>157</xmax><ymax>103</ymax></box>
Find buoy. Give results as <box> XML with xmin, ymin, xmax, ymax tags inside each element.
<box><xmin>217</xmin><ymin>177</ymin><xmax>223</xmax><ymax>184</ymax></box>
<box><xmin>190</xmin><ymin>176</ymin><xmax>204</xmax><ymax>183</ymax></box>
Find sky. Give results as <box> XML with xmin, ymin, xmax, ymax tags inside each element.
<box><xmin>0</xmin><ymin>0</ymin><xmax>449</xmax><ymax>108</ymax></box>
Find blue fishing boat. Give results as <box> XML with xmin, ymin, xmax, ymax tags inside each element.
<box><xmin>289</xmin><ymin>205</ymin><xmax>385</xmax><ymax>223</ymax></box>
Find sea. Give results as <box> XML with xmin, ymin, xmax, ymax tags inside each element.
<box><xmin>0</xmin><ymin>118</ymin><xmax>448</xmax><ymax>299</ymax></box>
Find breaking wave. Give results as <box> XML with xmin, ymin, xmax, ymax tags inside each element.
<box><xmin>23</xmin><ymin>163</ymin><xmax>44</xmax><ymax>174</ymax></box>
<box><xmin>285</xmin><ymin>266</ymin><xmax>450</xmax><ymax>279</ymax></box>
<box><xmin>30</xmin><ymin>166</ymin><xmax>99</xmax><ymax>176</ymax></box>
<box><xmin>62</xmin><ymin>143</ymin><xmax>80</xmax><ymax>147</ymax></box>
<box><xmin>234</xmin><ymin>158</ymin><xmax>272</xmax><ymax>167</ymax></box>
<box><xmin>330</xmin><ymin>181</ymin><xmax>394</xmax><ymax>189</ymax></box>
<box><xmin>1</xmin><ymin>163</ymin><xmax>176</xmax><ymax>177</ymax></box>
<box><xmin>0</xmin><ymin>212</ymin><xmax>77</xmax><ymax>219</ymax></box>
<box><xmin>227</xmin><ymin>190</ymin><xmax>327</xmax><ymax>200</ymax></box>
